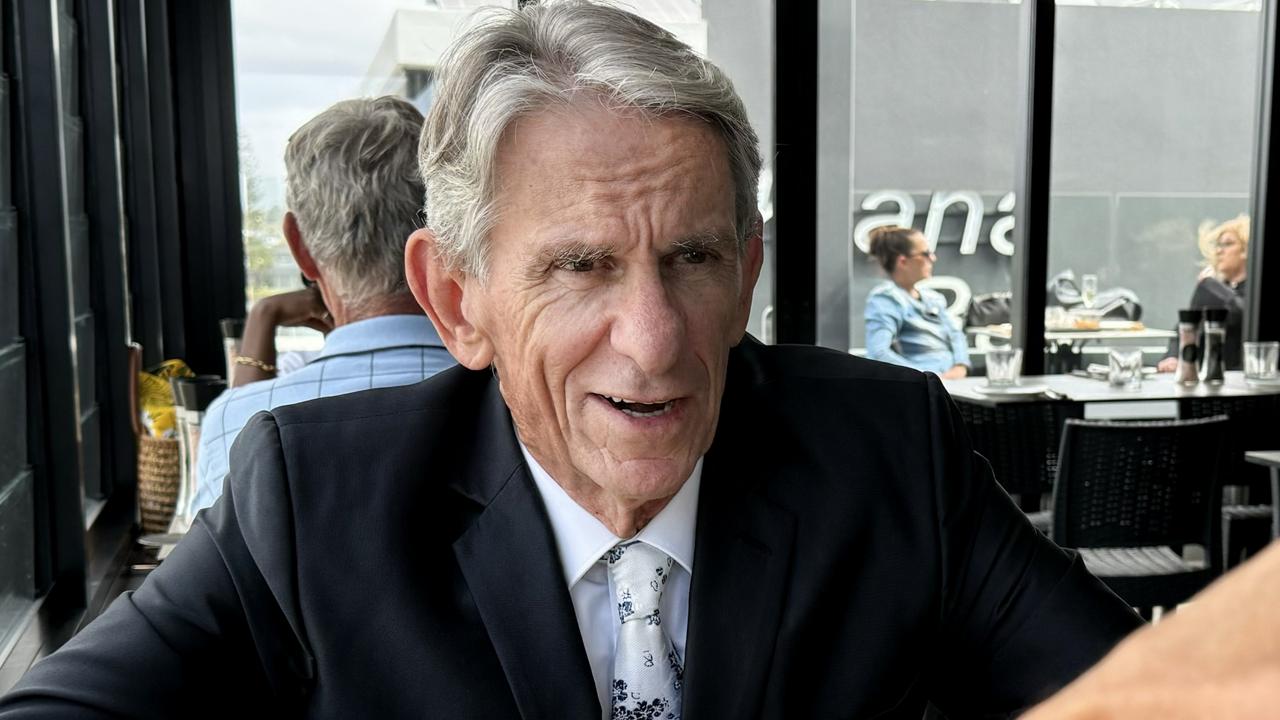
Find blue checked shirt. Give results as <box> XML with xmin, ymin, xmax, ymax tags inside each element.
<box><xmin>190</xmin><ymin>314</ymin><xmax>454</xmax><ymax>514</ymax></box>
<box><xmin>864</xmin><ymin>281</ymin><xmax>971</xmax><ymax>375</ymax></box>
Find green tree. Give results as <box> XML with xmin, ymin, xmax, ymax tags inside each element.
<box><xmin>238</xmin><ymin>137</ymin><xmax>293</xmax><ymax>307</ymax></box>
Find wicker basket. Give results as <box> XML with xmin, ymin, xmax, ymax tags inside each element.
<box><xmin>137</xmin><ymin>435</ymin><xmax>181</xmax><ymax>533</ymax></box>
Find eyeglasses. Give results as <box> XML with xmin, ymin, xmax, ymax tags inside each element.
<box><xmin>906</xmin><ymin>251</ymin><xmax>937</xmax><ymax>261</ymax></box>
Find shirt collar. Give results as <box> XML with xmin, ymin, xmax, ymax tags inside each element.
<box><xmin>315</xmin><ymin>314</ymin><xmax>444</xmax><ymax>360</ymax></box>
<box><xmin>518</xmin><ymin>440</ymin><xmax>700</xmax><ymax>588</ymax></box>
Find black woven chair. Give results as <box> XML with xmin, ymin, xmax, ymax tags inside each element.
<box><xmin>1051</xmin><ymin>415</ymin><xmax>1228</xmax><ymax>610</ymax></box>
<box><xmin>956</xmin><ymin>400</ymin><xmax>1082</xmax><ymax>531</ymax></box>
<box><xmin>1178</xmin><ymin>394</ymin><xmax>1280</xmax><ymax>569</ymax></box>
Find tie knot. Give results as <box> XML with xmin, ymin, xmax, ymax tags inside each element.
<box><xmin>605</xmin><ymin>541</ymin><xmax>673</xmax><ymax>625</ymax></box>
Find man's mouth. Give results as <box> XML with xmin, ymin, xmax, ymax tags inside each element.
<box><xmin>596</xmin><ymin>394</ymin><xmax>677</xmax><ymax>418</ymax></box>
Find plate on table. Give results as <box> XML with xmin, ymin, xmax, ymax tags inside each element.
<box><xmin>974</xmin><ymin>383</ymin><xmax>1050</xmax><ymax>396</ymax></box>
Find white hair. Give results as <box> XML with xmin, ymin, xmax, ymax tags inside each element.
<box><xmin>418</xmin><ymin>0</ymin><xmax>762</xmax><ymax>279</ymax></box>
<box><xmin>284</xmin><ymin>96</ymin><xmax>424</xmax><ymax>311</ymax></box>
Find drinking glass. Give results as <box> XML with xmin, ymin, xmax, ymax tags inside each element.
<box><xmin>1080</xmin><ymin>274</ymin><xmax>1099</xmax><ymax>310</ymax></box>
<box><xmin>1243</xmin><ymin>341</ymin><xmax>1280</xmax><ymax>381</ymax></box>
<box><xmin>986</xmin><ymin>348</ymin><xmax>1023</xmax><ymax>387</ymax></box>
<box><xmin>1108</xmin><ymin>348</ymin><xmax>1143</xmax><ymax>389</ymax></box>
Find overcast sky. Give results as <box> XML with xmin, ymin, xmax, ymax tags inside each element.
<box><xmin>232</xmin><ymin>0</ymin><xmax>422</xmax><ymax>205</ymax></box>
<box><xmin>232</xmin><ymin>0</ymin><xmax>706</xmax><ymax>207</ymax></box>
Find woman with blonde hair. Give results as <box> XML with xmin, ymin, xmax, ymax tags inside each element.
<box><xmin>1157</xmin><ymin>215</ymin><xmax>1249</xmax><ymax>372</ymax></box>
<box><xmin>863</xmin><ymin>225</ymin><xmax>970</xmax><ymax>378</ymax></box>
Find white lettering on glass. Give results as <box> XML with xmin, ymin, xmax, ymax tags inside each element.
<box><xmin>852</xmin><ymin>190</ymin><xmax>915</xmax><ymax>254</ymax></box>
<box><xmin>989</xmin><ymin>192</ymin><xmax>1015</xmax><ymax>257</ymax></box>
<box><xmin>853</xmin><ymin>190</ymin><xmax>1017</xmax><ymax>257</ymax></box>
<box><xmin>924</xmin><ymin>191</ymin><xmax>984</xmax><ymax>255</ymax></box>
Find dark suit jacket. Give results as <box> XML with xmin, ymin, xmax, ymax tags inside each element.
<box><xmin>0</xmin><ymin>341</ymin><xmax>1140</xmax><ymax>718</ymax></box>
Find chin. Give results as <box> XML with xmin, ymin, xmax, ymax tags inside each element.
<box><xmin>597</xmin><ymin>455</ymin><xmax>695</xmax><ymax>502</ymax></box>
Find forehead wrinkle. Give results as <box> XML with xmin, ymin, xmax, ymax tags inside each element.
<box><xmin>493</xmin><ymin>107</ymin><xmax>736</xmax><ymax>265</ymax></box>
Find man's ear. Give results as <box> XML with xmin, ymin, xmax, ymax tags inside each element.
<box><xmin>405</xmin><ymin>228</ymin><xmax>495</xmax><ymax>370</ymax></box>
<box><xmin>731</xmin><ymin>213</ymin><xmax>765</xmax><ymax>344</ymax></box>
<box><xmin>283</xmin><ymin>212</ymin><xmax>320</xmax><ymax>280</ymax></box>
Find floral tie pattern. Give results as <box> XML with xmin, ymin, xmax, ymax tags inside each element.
<box><xmin>606</xmin><ymin>541</ymin><xmax>683</xmax><ymax>720</ymax></box>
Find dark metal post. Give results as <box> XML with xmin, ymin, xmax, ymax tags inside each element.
<box><xmin>773</xmin><ymin>0</ymin><xmax>818</xmax><ymax>344</ymax></box>
<box><xmin>78</xmin><ymin>0</ymin><xmax>136</xmax><ymax>501</ymax></box>
<box><xmin>11</xmin><ymin>0</ymin><xmax>88</xmax><ymax>599</ymax></box>
<box><xmin>1010</xmin><ymin>0</ymin><xmax>1055</xmax><ymax>375</ymax></box>
<box><xmin>166</xmin><ymin>0</ymin><xmax>244</xmax><ymax>374</ymax></box>
<box><xmin>1249</xmin><ymin>0</ymin><xmax>1279</xmax><ymax>342</ymax></box>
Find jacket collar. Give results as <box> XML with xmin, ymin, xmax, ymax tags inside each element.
<box><xmin>682</xmin><ymin>341</ymin><xmax>798</xmax><ymax>718</ymax></box>
<box><xmin>448</xmin><ymin>374</ymin><xmax>601</xmax><ymax>720</ymax></box>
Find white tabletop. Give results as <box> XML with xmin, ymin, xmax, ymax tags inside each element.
<box><xmin>943</xmin><ymin>371</ymin><xmax>1280</xmax><ymax>406</ymax></box>
<box><xmin>1245</xmin><ymin>451</ymin><xmax>1280</xmax><ymax>469</ymax></box>
<box><xmin>968</xmin><ymin>324</ymin><xmax>1176</xmax><ymax>343</ymax></box>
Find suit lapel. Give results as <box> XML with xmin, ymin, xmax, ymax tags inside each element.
<box><xmin>682</xmin><ymin>361</ymin><xmax>798</xmax><ymax>719</ymax></box>
<box><xmin>449</xmin><ymin>376</ymin><xmax>600</xmax><ymax>720</ymax></box>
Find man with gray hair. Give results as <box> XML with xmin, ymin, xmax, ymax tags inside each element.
<box><xmin>189</xmin><ymin>95</ymin><xmax>454</xmax><ymax>514</ymax></box>
<box><xmin>0</xmin><ymin>4</ymin><xmax>1137</xmax><ymax>718</ymax></box>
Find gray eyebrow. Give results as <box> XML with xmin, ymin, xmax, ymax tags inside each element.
<box><xmin>538</xmin><ymin>240</ymin><xmax>616</xmax><ymax>266</ymax></box>
<box><xmin>672</xmin><ymin>230</ymin><xmax>735</xmax><ymax>251</ymax></box>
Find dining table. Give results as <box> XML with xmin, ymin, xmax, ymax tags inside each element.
<box><xmin>1244</xmin><ymin>451</ymin><xmax>1280</xmax><ymax>538</ymax></box>
<box><xmin>942</xmin><ymin>371</ymin><xmax>1280</xmax><ymax>515</ymax></box>
<box><xmin>967</xmin><ymin>322</ymin><xmax>1177</xmax><ymax>373</ymax></box>
<box><xmin>942</xmin><ymin>370</ymin><xmax>1280</xmax><ymax>406</ymax></box>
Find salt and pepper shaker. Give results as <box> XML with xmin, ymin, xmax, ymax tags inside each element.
<box><xmin>1176</xmin><ymin>309</ymin><xmax>1201</xmax><ymax>386</ymax></box>
<box><xmin>1200</xmin><ymin>307</ymin><xmax>1227</xmax><ymax>385</ymax></box>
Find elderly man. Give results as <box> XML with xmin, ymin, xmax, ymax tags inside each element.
<box><xmin>0</xmin><ymin>4</ymin><xmax>1138</xmax><ymax>718</ymax></box>
<box><xmin>189</xmin><ymin>96</ymin><xmax>454</xmax><ymax>515</ymax></box>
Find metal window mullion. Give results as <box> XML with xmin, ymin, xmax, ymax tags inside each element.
<box><xmin>12</xmin><ymin>0</ymin><xmax>88</xmax><ymax>599</ymax></box>
<box><xmin>1011</xmin><ymin>0</ymin><xmax>1055</xmax><ymax>376</ymax></box>
<box><xmin>1249</xmin><ymin>0</ymin><xmax>1278</xmax><ymax>342</ymax></box>
<box><xmin>773</xmin><ymin>0</ymin><xmax>818</xmax><ymax>345</ymax></box>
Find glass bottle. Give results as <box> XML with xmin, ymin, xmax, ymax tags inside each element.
<box><xmin>1175</xmin><ymin>309</ymin><xmax>1201</xmax><ymax>386</ymax></box>
<box><xmin>1200</xmin><ymin>307</ymin><xmax>1227</xmax><ymax>385</ymax></box>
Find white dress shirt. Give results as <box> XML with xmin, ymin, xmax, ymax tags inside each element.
<box><xmin>518</xmin><ymin>443</ymin><xmax>700</xmax><ymax>719</ymax></box>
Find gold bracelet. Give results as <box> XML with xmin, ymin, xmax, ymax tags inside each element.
<box><xmin>233</xmin><ymin>355</ymin><xmax>276</xmax><ymax>373</ymax></box>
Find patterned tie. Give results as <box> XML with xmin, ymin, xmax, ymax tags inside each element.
<box><xmin>605</xmin><ymin>541</ymin><xmax>683</xmax><ymax>720</ymax></box>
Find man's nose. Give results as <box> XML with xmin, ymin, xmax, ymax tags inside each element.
<box><xmin>610</xmin><ymin>270</ymin><xmax>684</xmax><ymax>376</ymax></box>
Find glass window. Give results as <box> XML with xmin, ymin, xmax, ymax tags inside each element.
<box><xmin>819</xmin><ymin>0</ymin><xmax>1021</xmax><ymax>377</ymax></box>
<box><xmin>233</xmin><ymin>0</ymin><xmax>773</xmax><ymax>352</ymax></box>
<box><xmin>1046</xmin><ymin>0</ymin><xmax>1261</xmax><ymax>373</ymax></box>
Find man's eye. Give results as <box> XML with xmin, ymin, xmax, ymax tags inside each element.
<box><xmin>557</xmin><ymin>258</ymin><xmax>595</xmax><ymax>272</ymax></box>
<box><xmin>681</xmin><ymin>249</ymin><xmax>709</xmax><ymax>264</ymax></box>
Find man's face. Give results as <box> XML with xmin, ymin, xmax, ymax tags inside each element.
<box><xmin>461</xmin><ymin>104</ymin><xmax>761</xmax><ymax>513</ymax></box>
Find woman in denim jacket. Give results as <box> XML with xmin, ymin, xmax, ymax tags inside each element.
<box><xmin>864</xmin><ymin>226</ymin><xmax>970</xmax><ymax>378</ymax></box>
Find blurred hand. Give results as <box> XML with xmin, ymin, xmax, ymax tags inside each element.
<box><xmin>1156</xmin><ymin>356</ymin><xmax>1178</xmax><ymax>373</ymax></box>
<box><xmin>1023</xmin><ymin>540</ymin><xmax>1280</xmax><ymax>720</ymax></box>
<box><xmin>254</xmin><ymin>286</ymin><xmax>333</xmax><ymax>335</ymax></box>
<box><xmin>232</xmin><ymin>287</ymin><xmax>332</xmax><ymax>387</ymax></box>
<box><xmin>941</xmin><ymin>365</ymin><xmax>968</xmax><ymax>380</ymax></box>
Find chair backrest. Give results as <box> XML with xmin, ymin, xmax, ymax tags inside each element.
<box><xmin>957</xmin><ymin>400</ymin><xmax>1084</xmax><ymax>509</ymax></box>
<box><xmin>1051</xmin><ymin>415</ymin><xmax>1228</xmax><ymax>567</ymax></box>
<box><xmin>1179</xmin><ymin>394</ymin><xmax>1280</xmax><ymax>500</ymax></box>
